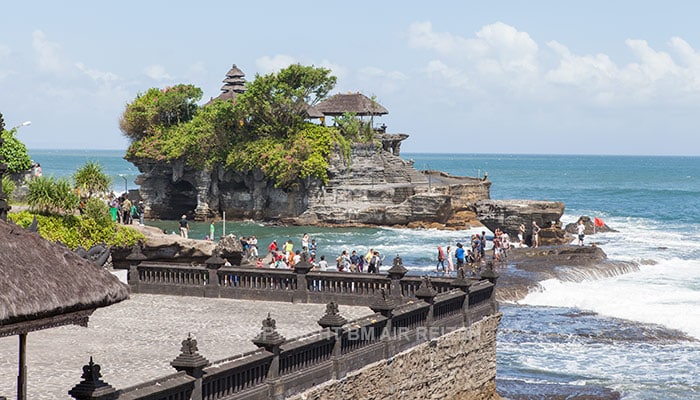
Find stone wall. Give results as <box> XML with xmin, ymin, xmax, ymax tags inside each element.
<box><xmin>289</xmin><ymin>313</ymin><xmax>502</xmax><ymax>400</ymax></box>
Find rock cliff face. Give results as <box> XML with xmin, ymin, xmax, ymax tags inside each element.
<box><xmin>130</xmin><ymin>135</ymin><xmax>491</xmax><ymax>226</ymax></box>
<box><xmin>475</xmin><ymin>199</ymin><xmax>569</xmax><ymax>245</ymax></box>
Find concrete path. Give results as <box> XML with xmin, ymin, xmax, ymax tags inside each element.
<box><xmin>0</xmin><ymin>294</ymin><xmax>373</xmax><ymax>400</ymax></box>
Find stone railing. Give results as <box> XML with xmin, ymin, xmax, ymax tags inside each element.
<box><xmin>125</xmin><ymin>247</ymin><xmax>493</xmax><ymax>308</ymax></box>
<box><xmin>66</xmin><ymin>268</ymin><xmax>498</xmax><ymax>400</ymax></box>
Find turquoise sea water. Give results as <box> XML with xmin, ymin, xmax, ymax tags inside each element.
<box><xmin>26</xmin><ymin>149</ymin><xmax>700</xmax><ymax>399</ymax></box>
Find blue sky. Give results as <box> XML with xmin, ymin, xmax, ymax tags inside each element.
<box><xmin>1</xmin><ymin>1</ymin><xmax>699</xmax><ymax>155</ymax></box>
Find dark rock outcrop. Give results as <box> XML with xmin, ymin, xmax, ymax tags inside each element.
<box><xmin>475</xmin><ymin>199</ymin><xmax>569</xmax><ymax>245</ymax></box>
<box><xmin>130</xmin><ymin>136</ymin><xmax>491</xmax><ymax>227</ymax></box>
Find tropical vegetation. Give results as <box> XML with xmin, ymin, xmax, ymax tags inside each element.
<box><xmin>122</xmin><ymin>64</ymin><xmax>375</xmax><ymax>189</ymax></box>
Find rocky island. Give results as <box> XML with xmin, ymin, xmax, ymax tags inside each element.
<box><xmin>125</xmin><ymin>64</ymin><xmax>491</xmax><ymax>228</ymax></box>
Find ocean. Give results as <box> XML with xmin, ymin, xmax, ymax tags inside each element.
<box><xmin>26</xmin><ymin>149</ymin><xmax>700</xmax><ymax>399</ymax></box>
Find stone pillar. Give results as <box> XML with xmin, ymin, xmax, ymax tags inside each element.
<box><xmin>479</xmin><ymin>261</ymin><xmax>500</xmax><ymax>314</ymax></box>
<box><xmin>171</xmin><ymin>334</ymin><xmax>210</xmax><ymax>400</ymax></box>
<box><xmin>292</xmin><ymin>254</ymin><xmax>312</xmax><ymax>303</ymax></box>
<box><xmin>252</xmin><ymin>313</ymin><xmax>286</xmax><ymax>399</ymax></box>
<box><xmin>451</xmin><ymin>267</ymin><xmax>473</xmax><ymax>327</ymax></box>
<box><xmin>204</xmin><ymin>252</ymin><xmax>225</xmax><ymax>297</ymax></box>
<box><xmin>193</xmin><ymin>169</ymin><xmax>213</xmax><ymax>221</ymax></box>
<box><xmin>386</xmin><ymin>254</ymin><xmax>408</xmax><ymax>303</ymax></box>
<box><xmin>369</xmin><ymin>289</ymin><xmax>396</xmax><ymax>358</ymax></box>
<box><xmin>414</xmin><ymin>276</ymin><xmax>437</xmax><ymax>334</ymax></box>
<box><xmin>126</xmin><ymin>242</ymin><xmax>147</xmax><ymax>292</ymax></box>
<box><xmin>317</xmin><ymin>302</ymin><xmax>348</xmax><ymax>379</ymax></box>
<box><xmin>68</xmin><ymin>357</ymin><xmax>118</xmax><ymax>400</ymax></box>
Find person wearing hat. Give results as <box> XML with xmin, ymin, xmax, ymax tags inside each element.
<box><xmin>179</xmin><ymin>214</ymin><xmax>189</xmax><ymax>238</ymax></box>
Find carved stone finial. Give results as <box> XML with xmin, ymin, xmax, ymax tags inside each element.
<box><xmin>126</xmin><ymin>241</ymin><xmax>147</xmax><ymax>262</ymax></box>
<box><xmin>180</xmin><ymin>333</ymin><xmax>199</xmax><ymax>355</ymax></box>
<box><xmin>252</xmin><ymin>312</ymin><xmax>286</xmax><ymax>349</ymax></box>
<box><xmin>370</xmin><ymin>288</ymin><xmax>396</xmax><ymax>314</ymax></box>
<box><xmin>415</xmin><ymin>275</ymin><xmax>437</xmax><ymax>301</ymax></box>
<box><xmin>387</xmin><ymin>255</ymin><xmax>408</xmax><ymax>279</ymax></box>
<box><xmin>68</xmin><ymin>357</ymin><xmax>117</xmax><ymax>400</ymax></box>
<box><xmin>170</xmin><ymin>333</ymin><xmax>209</xmax><ymax>372</ymax></box>
<box><xmin>318</xmin><ymin>301</ymin><xmax>347</xmax><ymax>329</ymax></box>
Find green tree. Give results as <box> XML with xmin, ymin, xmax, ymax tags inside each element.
<box><xmin>234</xmin><ymin>64</ymin><xmax>336</xmax><ymax>138</ymax></box>
<box><xmin>74</xmin><ymin>161</ymin><xmax>112</xmax><ymax>198</ymax></box>
<box><xmin>119</xmin><ymin>84</ymin><xmax>203</xmax><ymax>140</ymax></box>
<box><xmin>0</xmin><ymin>126</ymin><xmax>32</xmax><ymax>174</ymax></box>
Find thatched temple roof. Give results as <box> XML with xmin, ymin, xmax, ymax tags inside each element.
<box><xmin>206</xmin><ymin>63</ymin><xmax>247</xmax><ymax>106</ymax></box>
<box><xmin>314</xmin><ymin>93</ymin><xmax>388</xmax><ymax>116</ymax></box>
<box><xmin>0</xmin><ymin>220</ymin><xmax>130</xmax><ymax>337</ymax></box>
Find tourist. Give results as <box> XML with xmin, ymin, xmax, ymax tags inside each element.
<box><xmin>455</xmin><ymin>243</ymin><xmax>465</xmax><ymax>269</ymax></box>
<box><xmin>137</xmin><ymin>201</ymin><xmax>145</xmax><ymax>226</ymax></box>
<box><xmin>364</xmin><ymin>248</ymin><xmax>374</xmax><ymax>264</ymax></box>
<box><xmin>178</xmin><ymin>215</ymin><xmax>189</xmax><ymax>238</ymax></box>
<box><xmin>223</xmin><ymin>258</ymin><xmax>232</xmax><ymax>267</ymax></box>
<box><xmin>492</xmin><ymin>230</ymin><xmax>502</xmax><ymax>261</ymax></box>
<box><xmin>337</xmin><ymin>250</ymin><xmax>351</xmax><ymax>272</ymax></box>
<box><xmin>357</xmin><ymin>254</ymin><xmax>365</xmax><ymax>273</ymax></box>
<box><xmin>480</xmin><ymin>231</ymin><xmax>487</xmax><ymax>260</ymax></box>
<box><xmin>34</xmin><ymin>163</ymin><xmax>42</xmax><ymax>178</ymax></box>
<box><xmin>518</xmin><ymin>223</ymin><xmax>526</xmax><ymax>247</ymax></box>
<box><xmin>501</xmin><ymin>231</ymin><xmax>510</xmax><ymax>258</ymax></box>
<box><xmin>350</xmin><ymin>250</ymin><xmax>360</xmax><ymax>271</ymax></box>
<box><xmin>436</xmin><ymin>246</ymin><xmax>446</xmax><ymax>273</ymax></box>
<box><xmin>301</xmin><ymin>233</ymin><xmax>310</xmax><ymax>252</ymax></box>
<box><xmin>268</xmin><ymin>240</ymin><xmax>278</xmax><ymax>256</ymax></box>
<box><xmin>471</xmin><ymin>235</ymin><xmax>481</xmax><ymax>262</ymax></box>
<box><xmin>209</xmin><ymin>221</ymin><xmax>215</xmax><ymax>241</ymax></box>
<box><xmin>446</xmin><ymin>245</ymin><xmax>454</xmax><ymax>274</ymax></box>
<box><xmin>532</xmin><ymin>221</ymin><xmax>541</xmax><ymax>248</ymax></box>
<box><xmin>255</xmin><ymin>257</ymin><xmax>263</xmax><ymax>268</ymax></box>
<box><xmin>122</xmin><ymin>197</ymin><xmax>133</xmax><ymax>224</ymax></box>
<box><xmin>577</xmin><ymin>219</ymin><xmax>586</xmax><ymax>246</ymax></box>
<box><xmin>367</xmin><ymin>251</ymin><xmax>383</xmax><ymax>273</ymax></box>
<box><xmin>318</xmin><ymin>255</ymin><xmax>328</xmax><ymax>271</ymax></box>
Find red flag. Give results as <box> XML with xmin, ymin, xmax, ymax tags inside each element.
<box><xmin>594</xmin><ymin>217</ymin><xmax>605</xmax><ymax>227</ymax></box>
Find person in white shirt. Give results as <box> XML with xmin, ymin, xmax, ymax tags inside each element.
<box><xmin>577</xmin><ymin>220</ymin><xmax>586</xmax><ymax>246</ymax></box>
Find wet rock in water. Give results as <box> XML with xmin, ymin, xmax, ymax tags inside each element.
<box><xmin>475</xmin><ymin>199</ymin><xmax>570</xmax><ymax>245</ymax></box>
<box><xmin>497</xmin><ymin>378</ymin><xmax>621</xmax><ymax>400</ymax></box>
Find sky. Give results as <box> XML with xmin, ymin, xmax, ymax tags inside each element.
<box><xmin>1</xmin><ymin>1</ymin><xmax>699</xmax><ymax>156</ymax></box>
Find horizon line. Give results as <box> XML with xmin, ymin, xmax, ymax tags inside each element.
<box><xmin>26</xmin><ymin>148</ymin><xmax>700</xmax><ymax>158</ymax></box>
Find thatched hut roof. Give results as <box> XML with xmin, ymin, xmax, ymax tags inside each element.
<box><xmin>314</xmin><ymin>93</ymin><xmax>388</xmax><ymax>116</ymax></box>
<box><xmin>0</xmin><ymin>220</ymin><xmax>129</xmax><ymax>337</ymax></box>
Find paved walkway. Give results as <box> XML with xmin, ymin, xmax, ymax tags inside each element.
<box><xmin>0</xmin><ymin>294</ymin><xmax>373</xmax><ymax>399</ymax></box>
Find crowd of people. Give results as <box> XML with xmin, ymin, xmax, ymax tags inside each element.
<box><xmin>107</xmin><ymin>191</ymin><xmax>144</xmax><ymax>226</ymax></box>
<box><xmin>258</xmin><ymin>233</ymin><xmax>386</xmax><ymax>273</ymax></box>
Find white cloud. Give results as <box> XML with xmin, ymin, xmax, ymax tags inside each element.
<box><xmin>75</xmin><ymin>62</ymin><xmax>119</xmax><ymax>83</ymax></box>
<box><xmin>358</xmin><ymin>66</ymin><xmax>407</xmax><ymax>81</ymax></box>
<box><xmin>407</xmin><ymin>21</ymin><xmax>700</xmax><ymax>107</ymax></box>
<box><xmin>32</xmin><ymin>30</ymin><xmax>66</xmax><ymax>73</ymax></box>
<box><xmin>144</xmin><ymin>64</ymin><xmax>172</xmax><ymax>81</ymax></box>
<box><xmin>255</xmin><ymin>54</ymin><xmax>298</xmax><ymax>74</ymax></box>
